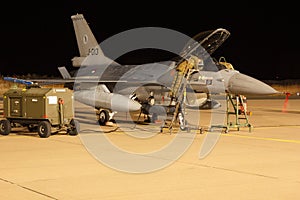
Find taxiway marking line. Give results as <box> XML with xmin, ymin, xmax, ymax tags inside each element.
<box><xmin>222</xmin><ymin>134</ymin><xmax>300</xmax><ymax>144</ymax></box>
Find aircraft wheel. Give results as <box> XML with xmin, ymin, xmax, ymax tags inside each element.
<box><xmin>68</xmin><ymin>119</ymin><xmax>80</xmax><ymax>136</ymax></box>
<box><xmin>37</xmin><ymin>121</ymin><xmax>51</xmax><ymax>138</ymax></box>
<box><xmin>0</xmin><ymin>119</ymin><xmax>11</xmax><ymax>135</ymax></box>
<box><xmin>98</xmin><ymin>110</ymin><xmax>109</xmax><ymax>126</ymax></box>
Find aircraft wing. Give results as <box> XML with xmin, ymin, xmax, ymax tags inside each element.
<box><xmin>3</xmin><ymin>76</ymin><xmax>75</xmax><ymax>85</ymax></box>
<box><xmin>2</xmin><ymin>76</ymin><xmax>119</xmax><ymax>85</ymax></box>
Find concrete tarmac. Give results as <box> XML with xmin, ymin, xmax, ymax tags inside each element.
<box><xmin>1</xmin><ymin>96</ymin><xmax>300</xmax><ymax>200</ymax></box>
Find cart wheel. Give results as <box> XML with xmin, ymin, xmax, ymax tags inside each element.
<box><xmin>98</xmin><ymin>110</ymin><xmax>109</xmax><ymax>126</ymax></box>
<box><xmin>68</xmin><ymin>119</ymin><xmax>79</xmax><ymax>136</ymax></box>
<box><xmin>0</xmin><ymin>119</ymin><xmax>11</xmax><ymax>135</ymax></box>
<box><xmin>37</xmin><ymin>121</ymin><xmax>51</xmax><ymax>138</ymax></box>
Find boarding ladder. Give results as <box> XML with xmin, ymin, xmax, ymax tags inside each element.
<box><xmin>209</xmin><ymin>94</ymin><xmax>253</xmax><ymax>133</ymax></box>
<box><xmin>161</xmin><ymin>55</ymin><xmax>201</xmax><ymax>133</ymax></box>
<box><xmin>226</xmin><ymin>94</ymin><xmax>253</xmax><ymax>132</ymax></box>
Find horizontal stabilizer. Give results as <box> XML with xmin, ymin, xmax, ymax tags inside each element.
<box><xmin>58</xmin><ymin>66</ymin><xmax>72</xmax><ymax>79</ymax></box>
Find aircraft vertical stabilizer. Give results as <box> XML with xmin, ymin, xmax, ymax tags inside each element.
<box><xmin>71</xmin><ymin>14</ymin><xmax>118</xmax><ymax>67</ymax></box>
<box><xmin>71</xmin><ymin>13</ymin><xmax>104</xmax><ymax>57</ymax></box>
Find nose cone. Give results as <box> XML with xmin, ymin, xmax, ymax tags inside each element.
<box><xmin>228</xmin><ymin>73</ymin><xmax>279</xmax><ymax>95</ymax></box>
<box><xmin>127</xmin><ymin>99</ymin><xmax>142</xmax><ymax>112</ymax></box>
<box><xmin>111</xmin><ymin>94</ymin><xmax>141</xmax><ymax>112</ymax></box>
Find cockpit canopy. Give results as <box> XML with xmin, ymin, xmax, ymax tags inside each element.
<box><xmin>172</xmin><ymin>28</ymin><xmax>230</xmax><ymax>72</ymax></box>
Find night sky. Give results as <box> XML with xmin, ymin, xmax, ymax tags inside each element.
<box><xmin>0</xmin><ymin>1</ymin><xmax>299</xmax><ymax>80</ymax></box>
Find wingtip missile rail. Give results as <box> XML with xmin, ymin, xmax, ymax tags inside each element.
<box><xmin>3</xmin><ymin>77</ymin><xmax>34</xmax><ymax>85</ymax></box>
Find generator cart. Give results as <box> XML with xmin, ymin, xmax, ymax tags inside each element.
<box><xmin>0</xmin><ymin>87</ymin><xmax>79</xmax><ymax>138</ymax></box>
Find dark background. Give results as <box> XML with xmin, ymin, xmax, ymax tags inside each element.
<box><xmin>0</xmin><ymin>1</ymin><xmax>299</xmax><ymax>80</ymax></box>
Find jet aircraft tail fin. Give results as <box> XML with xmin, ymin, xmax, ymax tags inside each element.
<box><xmin>71</xmin><ymin>13</ymin><xmax>118</xmax><ymax>67</ymax></box>
<box><xmin>71</xmin><ymin>14</ymin><xmax>103</xmax><ymax>57</ymax></box>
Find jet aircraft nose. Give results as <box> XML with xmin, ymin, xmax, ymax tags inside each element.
<box><xmin>228</xmin><ymin>73</ymin><xmax>279</xmax><ymax>95</ymax></box>
<box><xmin>127</xmin><ymin>99</ymin><xmax>142</xmax><ymax>112</ymax></box>
<box><xmin>111</xmin><ymin>94</ymin><xmax>142</xmax><ymax>112</ymax></box>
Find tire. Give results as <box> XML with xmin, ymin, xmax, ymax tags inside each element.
<box><xmin>98</xmin><ymin>110</ymin><xmax>109</xmax><ymax>126</ymax></box>
<box><xmin>37</xmin><ymin>121</ymin><xmax>51</xmax><ymax>138</ymax></box>
<box><xmin>68</xmin><ymin>119</ymin><xmax>79</xmax><ymax>136</ymax></box>
<box><xmin>0</xmin><ymin>119</ymin><xmax>11</xmax><ymax>135</ymax></box>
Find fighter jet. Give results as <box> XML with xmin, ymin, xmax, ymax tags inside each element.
<box><xmin>64</xmin><ymin>14</ymin><xmax>278</xmax><ymax>126</ymax></box>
